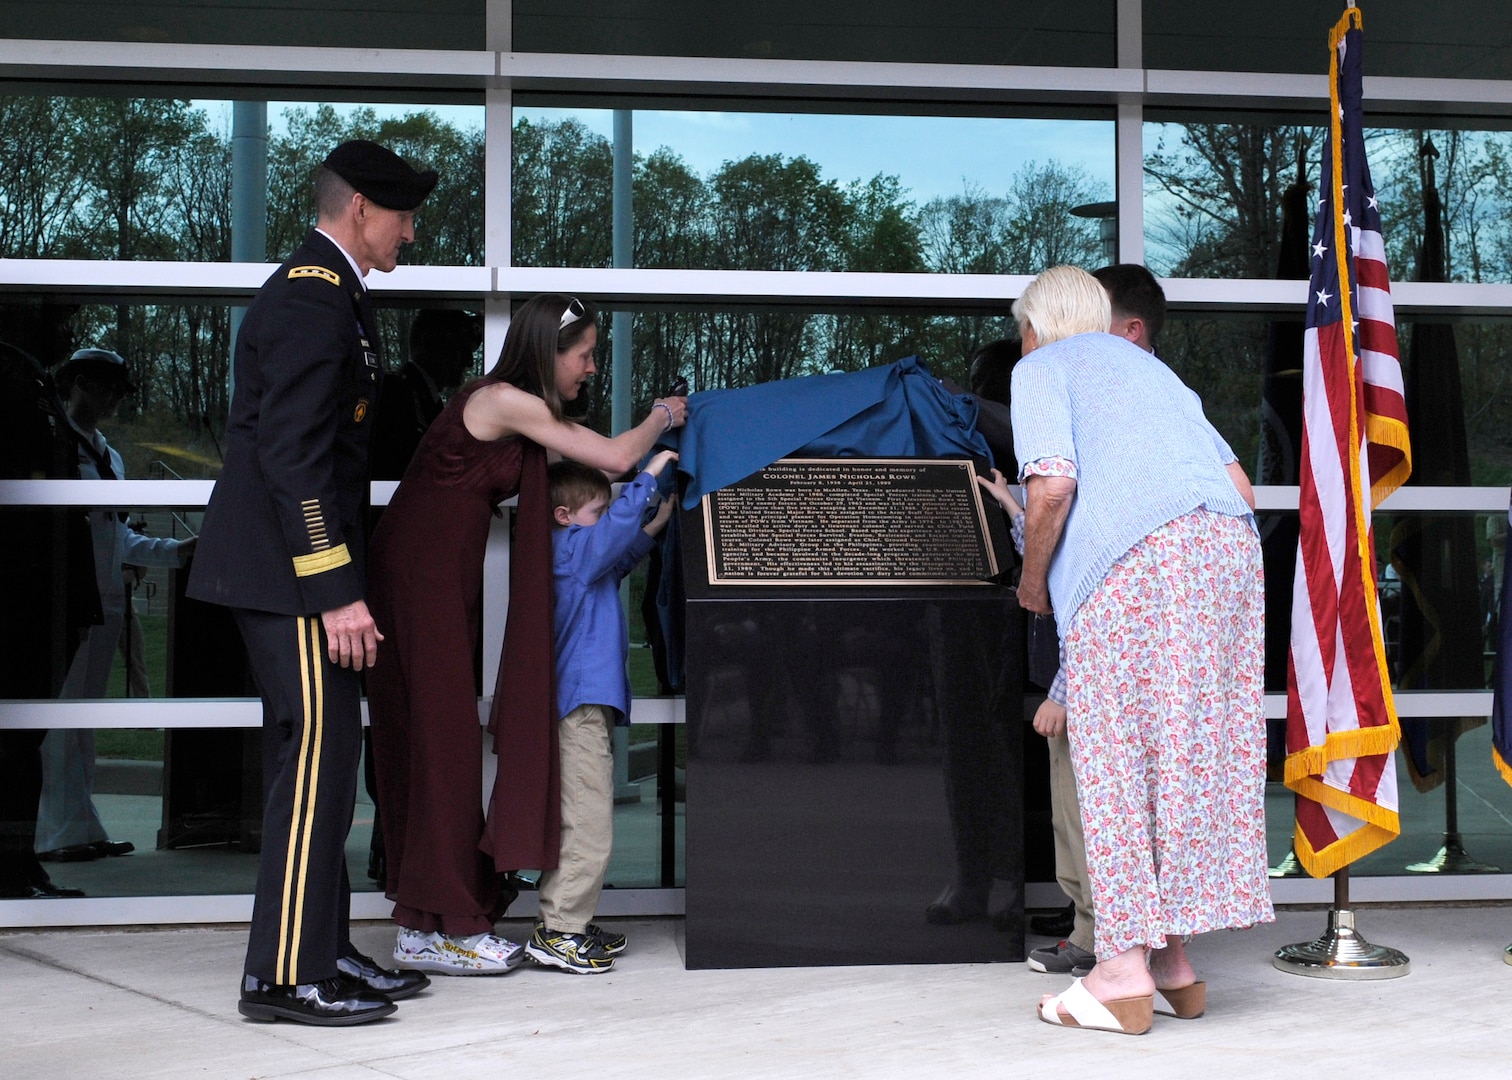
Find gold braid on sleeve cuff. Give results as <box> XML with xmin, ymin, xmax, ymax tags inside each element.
<box><xmin>292</xmin><ymin>543</ymin><xmax>351</xmax><ymax>578</ymax></box>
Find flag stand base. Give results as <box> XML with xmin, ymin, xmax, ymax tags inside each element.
<box><xmin>1406</xmin><ymin>734</ymin><xmax>1497</xmax><ymax>872</ymax></box>
<box><xmin>1273</xmin><ymin>908</ymin><xmax>1411</xmax><ymax>980</ymax></box>
<box><xmin>1405</xmin><ymin>834</ymin><xmax>1500</xmax><ymax>874</ymax></box>
<box><xmin>1267</xmin><ymin>848</ymin><xmax>1307</xmax><ymax>878</ymax></box>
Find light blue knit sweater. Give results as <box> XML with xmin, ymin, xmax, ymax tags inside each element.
<box><xmin>1010</xmin><ymin>331</ymin><xmax>1255</xmax><ymax>624</ymax></box>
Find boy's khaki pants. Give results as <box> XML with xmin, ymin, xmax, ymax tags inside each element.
<box><xmin>537</xmin><ymin>704</ymin><xmax>615</xmax><ymax>935</ymax></box>
<box><xmin>1048</xmin><ymin>729</ymin><xmax>1095</xmax><ymax>955</ymax></box>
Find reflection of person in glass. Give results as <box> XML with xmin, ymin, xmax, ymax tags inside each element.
<box><xmin>366</xmin><ymin>294</ymin><xmax>685</xmax><ymax>977</ymax></box>
<box><xmin>36</xmin><ymin>349</ymin><xmax>193</xmax><ymax>863</ymax></box>
<box><xmin>0</xmin><ymin>303</ymin><xmax>98</xmax><ymax>900</ymax></box>
<box><xmin>924</xmin><ymin>338</ymin><xmax>1021</xmax><ymax>927</ymax></box>
<box><xmin>1011</xmin><ymin>266</ymin><xmax>1270</xmax><ymax>1035</ymax></box>
<box><xmin>371</xmin><ymin>309</ymin><xmax>482</xmax><ymax>482</ymax></box>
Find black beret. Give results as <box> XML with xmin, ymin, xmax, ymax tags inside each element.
<box><xmin>58</xmin><ymin>348</ymin><xmax>135</xmax><ymax>393</ymax></box>
<box><xmin>322</xmin><ymin>140</ymin><xmax>438</xmax><ymax>211</ymax></box>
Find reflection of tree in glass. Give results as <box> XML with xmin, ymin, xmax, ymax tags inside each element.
<box><xmin>1144</xmin><ymin>122</ymin><xmax>1322</xmax><ymax>279</ymax></box>
<box><xmin>2</xmin><ymin>95</ymin><xmax>488</xmax><ymax>476</ymax></box>
<box><xmin>1</xmin><ymin>100</ymin><xmax>1092</xmax><ymax>471</ymax></box>
<box><xmin>917</xmin><ymin>162</ymin><xmax>1105</xmax><ymax>275</ymax></box>
<box><xmin>3</xmin><ymin>95</ymin><xmax>235</xmax><ymax>471</ymax></box>
<box><xmin>1372</xmin><ymin>129</ymin><xmax>1512</xmax><ymax>285</ymax></box>
<box><xmin>1374</xmin><ymin>130</ymin><xmax>1512</xmax><ymax>485</ymax></box>
<box><xmin>512</xmin><ymin>116</ymin><xmax>612</xmax><ymax>269</ymax></box>
<box><xmin>0</xmin><ymin>96</ymin><xmax>92</xmax><ymax>259</ymax></box>
<box><xmin>1146</xmin><ymin>120</ymin><xmax>1512</xmax><ymax>486</ymax></box>
<box><xmin>270</xmin><ymin>104</ymin><xmax>484</xmax><ymax>273</ymax></box>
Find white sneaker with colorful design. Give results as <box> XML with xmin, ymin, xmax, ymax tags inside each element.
<box><xmin>393</xmin><ymin>928</ymin><xmax>525</xmax><ymax>975</ymax></box>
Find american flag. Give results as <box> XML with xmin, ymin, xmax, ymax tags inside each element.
<box><xmin>1283</xmin><ymin>4</ymin><xmax>1412</xmax><ymax>878</ymax></box>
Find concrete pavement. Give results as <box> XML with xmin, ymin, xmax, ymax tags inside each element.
<box><xmin>6</xmin><ymin>904</ymin><xmax>1512</xmax><ymax>1079</ymax></box>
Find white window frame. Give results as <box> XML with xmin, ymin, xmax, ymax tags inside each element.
<box><xmin>6</xmin><ymin>0</ymin><xmax>1512</xmax><ymax>922</ymax></box>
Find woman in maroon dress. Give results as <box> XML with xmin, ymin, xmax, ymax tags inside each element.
<box><xmin>367</xmin><ymin>294</ymin><xmax>686</xmax><ymax>975</ymax></box>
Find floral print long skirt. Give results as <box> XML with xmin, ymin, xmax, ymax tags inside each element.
<box><xmin>1062</xmin><ymin>508</ymin><xmax>1274</xmax><ymax>959</ymax></box>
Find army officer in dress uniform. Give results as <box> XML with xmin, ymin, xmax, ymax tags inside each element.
<box><xmin>188</xmin><ymin>140</ymin><xmax>436</xmax><ymax>1026</ymax></box>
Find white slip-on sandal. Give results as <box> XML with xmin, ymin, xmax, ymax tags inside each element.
<box><xmin>1037</xmin><ymin>977</ymin><xmax>1154</xmax><ymax>1035</ymax></box>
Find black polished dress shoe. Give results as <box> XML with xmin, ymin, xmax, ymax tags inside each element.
<box><xmin>925</xmin><ymin>880</ymin><xmax>990</xmax><ymax>925</ymax></box>
<box><xmin>0</xmin><ymin>880</ymin><xmax>86</xmax><ymax>899</ymax></box>
<box><xmin>238</xmin><ymin>975</ymin><xmax>396</xmax><ymax>1026</ymax></box>
<box><xmin>90</xmin><ymin>840</ymin><xmax>135</xmax><ymax>858</ymax></box>
<box><xmin>337</xmin><ymin>949</ymin><xmax>430</xmax><ymax>1000</ymax></box>
<box><xmin>1029</xmin><ymin>901</ymin><xmax>1076</xmax><ymax>938</ymax></box>
<box><xmin>2</xmin><ymin>882</ymin><xmax>85</xmax><ymax>899</ymax></box>
<box><xmin>37</xmin><ymin>843</ymin><xmax>101</xmax><ymax>863</ymax></box>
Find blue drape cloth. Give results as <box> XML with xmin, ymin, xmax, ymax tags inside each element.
<box><xmin>643</xmin><ymin>357</ymin><xmax>995</xmax><ymax>692</ymax></box>
<box><xmin>666</xmin><ymin>357</ymin><xmax>991</xmax><ymax>508</ymax></box>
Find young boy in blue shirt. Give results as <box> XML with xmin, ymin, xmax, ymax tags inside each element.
<box><xmin>527</xmin><ymin>449</ymin><xmax>678</xmax><ymax>973</ymax></box>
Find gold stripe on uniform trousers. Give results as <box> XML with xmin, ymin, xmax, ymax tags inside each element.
<box><xmin>292</xmin><ymin>543</ymin><xmax>350</xmax><ymax>578</ymax></box>
<box><xmin>275</xmin><ymin>617</ymin><xmax>324</xmax><ymax>984</ymax></box>
<box><xmin>289</xmin><ymin>617</ymin><xmax>324</xmax><ymax>981</ymax></box>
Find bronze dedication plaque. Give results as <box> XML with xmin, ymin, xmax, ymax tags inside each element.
<box><xmin>702</xmin><ymin>458</ymin><xmax>1001</xmax><ymax>586</ymax></box>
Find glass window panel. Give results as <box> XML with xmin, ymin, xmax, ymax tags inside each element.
<box><xmin>513</xmin><ymin>1</ymin><xmax>1116</xmax><ymax>67</ymax></box>
<box><xmin>1155</xmin><ymin>313</ymin><xmax>1267</xmax><ymax>468</ymax></box>
<box><xmin>1377</xmin><ymin>510</ymin><xmax>1500</xmax><ymax>693</ymax></box>
<box><xmin>1143</xmin><ymin>118</ymin><xmax>1324</xmax><ymax>279</ymax></box>
<box><xmin>1265</xmin><ymin>717</ymin><xmax>1512</xmax><ymax>878</ymax></box>
<box><xmin>1250</xmin><ymin>515</ymin><xmax>1495</xmax><ymax>695</ymax></box>
<box><xmin>0</xmin><ymin>94</ymin><xmax>484</xmax><ymax>266</ymax></box>
<box><xmin>606</xmin><ymin>734</ymin><xmax>684</xmax><ymax>889</ymax></box>
<box><xmin>1256</xmin><ymin>509</ymin><xmax>1501</xmax><ymax>695</ymax></box>
<box><xmin>1145</xmin><ymin>0</ymin><xmax>1512</xmax><ymax>81</ymax></box>
<box><xmin>0</xmin><ymin>297</ymin><xmax>485</xmax><ymax>493</ymax></box>
<box><xmin>513</xmin><ymin>107</ymin><xmax>1115</xmax><ymax>273</ymax></box>
<box><xmin>0</xmin><ymin>503</ymin><xmax>213</xmax><ymax>704</ymax></box>
<box><xmin>1146</xmin><ymin>119</ymin><xmax>1512</xmax><ymax>285</ymax></box>
<box><xmin>11</xmin><ymin>724</ymin><xmax>362</xmax><ymax>895</ymax></box>
<box><xmin>1203</xmin><ymin>314</ymin><xmax>1512</xmax><ymax>496</ymax></box>
<box><xmin>573</xmin><ymin>308</ymin><xmax>1018</xmax><ymax>430</ymax></box>
<box><xmin>2</xmin><ymin>0</ymin><xmax>484</xmax><ymax>51</ymax></box>
<box><xmin>0</xmin><ymin>726</ymin><xmax>679</xmax><ymax>898</ymax></box>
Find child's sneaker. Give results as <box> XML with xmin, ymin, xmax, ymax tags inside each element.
<box><xmin>532</xmin><ymin>918</ymin><xmax>625</xmax><ymax>956</ymax></box>
<box><xmin>585</xmin><ymin>921</ymin><xmax>627</xmax><ymax>956</ymax></box>
<box><xmin>525</xmin><ymin>924</ymin><xmax>616</xmax><ymax>974</ymax></box>
<box><xmin>393</xmin><ymin>927</ymin><xmax>525</xmax><ymax>975</ymax></box>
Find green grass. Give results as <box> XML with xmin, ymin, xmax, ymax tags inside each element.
<box><xmin>106</xmin><ymin>613</ymin><xmax>169</xmax><ymax>699</ymax></box>
<box><xmin>95</xmin><ymin>729</ymin><xmax>164</xmax><ymax>761</ymax></box>
<box><xmin>628</xmin><ymin>644</ymin><xmax>661</xmax><ymax>697</ymax></box>
<box><xmin>98</xmin><ymin>612</ymin><xmax>169</xmax><ymax>760</ymax></box>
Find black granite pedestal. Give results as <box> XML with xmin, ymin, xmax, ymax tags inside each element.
<box><xmin>684</xmin><ymin>583</ymin><xmax>1024</xmax><ymax>969</ymax></box>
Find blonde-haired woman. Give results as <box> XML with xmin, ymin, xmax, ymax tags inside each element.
<box><xmin>1010</xmin><ymin>265</ymin><xmax>1271</xmax><ymax>1035</ymax></box>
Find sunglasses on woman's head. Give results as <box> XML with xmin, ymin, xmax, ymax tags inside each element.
<box><xmin>559</xmin><ymin>297</ymin><xmax>586</xmax><ymax>330</ymax></box>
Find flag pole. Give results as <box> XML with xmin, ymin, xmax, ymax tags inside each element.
<box><xmin>1273</xmin><ymin>867</ymin><xmax>1411</xmax><ymax>978</ymax></box>
<box><xmin>1272</xmin><ymin>3</ymin><xmax>1410</xmax><ymax>980</ymax></box>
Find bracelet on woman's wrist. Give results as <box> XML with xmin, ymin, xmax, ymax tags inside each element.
<box><xmin>652</xmin><ymin>401</ymin><xmax>675</xmax><ymax>430</ymax></box>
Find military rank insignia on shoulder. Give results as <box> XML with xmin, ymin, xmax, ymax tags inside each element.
<box><xmin>288</xmin><ymin>265</ymin><xmax>341</xmax><ymax>287</ymax></box>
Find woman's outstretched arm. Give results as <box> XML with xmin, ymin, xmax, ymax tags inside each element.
<box><xmin>464</xmin><ymin>382</ymin><xmax>687</xmax><ymax>473</ymax></box>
